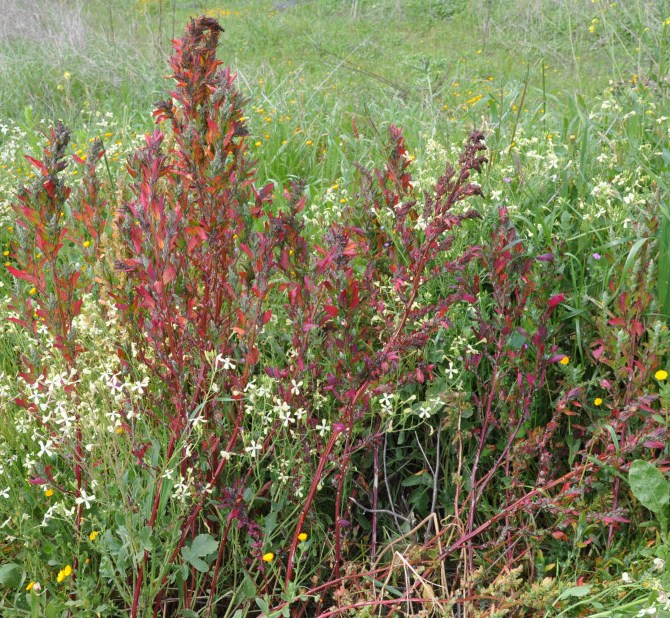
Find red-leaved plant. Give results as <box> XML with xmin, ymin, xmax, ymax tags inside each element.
<box><xmin>10</xmin><ymin>15</ymin><xmax>669</xmax><ymax>618</ymax></box>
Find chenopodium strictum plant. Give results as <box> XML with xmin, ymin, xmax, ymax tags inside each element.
<box><xmin>6</xmin><ymin>123</ymin><xmax>108</xmax><ymax>573</ymax></box>
<box><xmin>115</xmin><ymin>16</ymin><xmax>489</xmax><ymax>610</ymax></box>
<box><xmin>268</xmin><ymin>123</ymin><xmax>487</xmax><ymax>587</ymax></box>
<box><xmin>113</xmin><ymin>17</ymin><xmax>279</xmax><ymax>615</ymax></box>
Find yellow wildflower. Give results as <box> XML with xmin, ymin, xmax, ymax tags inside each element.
<box><xmin>56</xmin><ymin>565</ymin><xmax>72</xmax><ymax>583</ymax></box>
<box><xmin>655</xmin><ymin>369</ymin><xmax>668</xmax><ymax>381</ymax></box>
<box><xmin>298</xmin><ymin>532</ymin><xmax>308</xmax><ymax>542</ymax></box>
<box><xmin>262</xmin><ymin>552</ymin><xmax>274</xmax><ymax>563</ymax></box>
<box><xmin>559</xmin><ymin>356</ymin><xmax>569</xmax><ymax>365</ymax></box>
<box><xmin>594</xmin><ymin>398</ymin><xmax>603</xmax><ymax>406</ymax></box>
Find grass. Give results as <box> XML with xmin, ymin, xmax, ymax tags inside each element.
<box><xmin>0</xmin><ymin>0</ymin><xmax>669</xmax><ymax>616</ymax></box>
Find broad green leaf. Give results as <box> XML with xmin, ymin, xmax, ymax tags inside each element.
<box><xmin>139</xmin><ymin>526</ymin><xmax>153</xmax><ymax>553</ymax></box>
<box><xmin>255</xmin><ymin>597</ymin><xmax>270</xmax><ymax>614</ymax></box>
<box><xmin>628</xmin><ymin>460</ymin><xmax>669</xmax><ymax>516</ymax></box>
<box><xmin>401</xmin><ymin>472</ymin><xmax>432</xmax><ymax>487</ymax></box>
<box><xmin>555</xmin><ymin>584</ymin><xmax>592</xmax><ymax>601</ymax></box>
<box><xmin>181</xmin><ymin>548</ymin><xmax>209</xmax><ymax>573</ymax></box>
<box><xmin>190</xmin><ymin>533</ymin><xmax>218</xmax><ymax>558</ymax></box>
<box><xmin>0</xmin><ymin>563</ymin><xmax>20</xmax><ymax>587</ymax></box>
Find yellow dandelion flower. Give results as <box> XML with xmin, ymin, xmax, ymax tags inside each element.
<box><xmin>56</xmin><ymin>565</ymin><xmax>72</xmax><ymax>583</ymax></box>
<box><xmin>89</xmin><ymin>530</ymin><xmax>100</xmax><ymax>541</ymax></box>
<box><xmin>83</xmin><ymin>240</ymin><xmax>90</xmax><ymax>248</ymax></box>
<box><xmin>560</xmin><ymin>356</ymin><xmax>569</xmax><ymax>365</ymax></box>
<box><xmin>262</xmin><ymin>552</ymin><xmax>274</xmax><ymax>562</ymax></box>
<box><xmin>28</xmin><ymin>287</ymin><xmax>37</xmax><ymax>295</ymax></box>
<box><xmin>594</xmin><ymin>398</ymin><xmax>603</xmax><ymax>406</ymax></box>
<box><xmin>255</xmin><ymin>141</ymin><xmax>262</xmax><ymax>147</ymax></box>
<box><xmin>45</xmin><ymin>488</ymin><xmax>54</xmax><ymax>498</ymax></box>
<box><xmin>298</xmin><ymin>532</ymin><xmax>308</xmax><ymax>542</ymax></box>
<box><xmin>655</xmin><ymin>369</ymin><xmax>668</xmax><ymax>381</ymax></box>
<box><xmin>26</xmin><ymin>581</ymin><xmax>35</xmax><ymax>591</ymax></box>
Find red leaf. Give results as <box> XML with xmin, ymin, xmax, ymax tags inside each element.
<box><xmin>547</xmin><ymin>294</ymin><xmax>565</xmax><ymax>309</ymax></box>
<box><xmin>343</xmin><ymin>238</ymin><xmax>358</xmax><ymax>257</ymax></box>
<box><xmin>608</xmin><ymin>317</ymin><xmax>626</xmax><ymax>327</ymax></box>
<box><xmin>630</xmin><ymin>320</ymin><xmax>644</xmax><ymax>337</ymax></box>
<box><xmin>552</xmin><ymin>531</ymin><xmax>569</xmax><ymax>542</ymax></box>
<box><xmin>24</xmin><ymin>155</ymin><xmax>47</xmax><ymax>175</ymax></box>
<box><xmin>5</xmin><ymin>266</ymin><xmax>37</xmax><ymax>284</ymax></box>
<box><xmin>644</xmin><ymin>440</ymin><xmax>666</xmax><ymax>449</ymax></box>
<box><xmin>162</xmin><ymin>263</ymin><xmax>177</xmax><ymax>285</ymax></box>
<box><xmin>324</xmin><ymin>305</ymin><xmax>339</xmax><ymax>318</ymax></box>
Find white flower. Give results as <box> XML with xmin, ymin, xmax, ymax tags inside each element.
<box><xmin>273</xmin><ymin>397</ymin><xmax>290</xmax><ymax>417</ymax></box>
<box><xmin>380</xmin><ymin>393</ymin><xmax>393</xmax><ymax>412</ymax></box>
<box><xmin>37</xmin><ymin>439</ymin><xmax>54</xmax><ymax>458</ymax></box>
<box><xmin>278</xmin><ymin>407</ymin><xmax>295</xmax><ymax>427</ymax></box>
<box><xmin>290</xmin><ymin>379</ymin><xmax>303</xmax><ymax>396</ymax></box>
<box><xmin>637</xmin><ymin>608</ymin><xmax>657</xmax><ymax>616</ymax></box>
<box><xmin>162</xmin><ymin>468</ymin><xmax>174</xmax><ymax>480</ymax></box>
<box><xmin>418</xmin><ymin>406</ymin><xmax>431</xmax><ymax>419</ymax></box>
<box><xmin>316</xmin><ymin>419</ymin><xmax>330</xmax><ymax>437</ymax></box>
<box><xmin>0</xmin><ymin>487</ymin><xmax>9</xmax><ymax>499</ymax></box>
<box><xmin>75</xmin><ymin>489</ymin><xmax>95</xmax><ymax>510</ymax></box>
<box><xmin>445</xmin><ymin>360</ymin><xmax>459</xmax><ymax>379</ymax></box>
<box><xmin>653</xmin><ymin>557</ymin><xmax>665</xmax><ymax>572</ymax></box>
<box><xmin>23</xmin><ymin>455</ymin><xmax>36</xmax><ymax>470</ymax></box>
<box><xmin>622</xmin><ymin>572</ymin><xmax>633</xmax><ymax>583</ymax></box>
<box><xmin>216</xmin><ymin>356</ymin><xmax>235</xmax><ymax>371</ymax></box>
<box><xmin>245</xmin><ymin>440</ymin><xmax>262</xmax><ymax>458</ymax></box>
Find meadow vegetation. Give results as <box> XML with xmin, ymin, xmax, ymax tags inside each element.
<box><xmin>0</xmin><ymin>0</ymin><xmax>669</xmax><ymax>616</ymax></box>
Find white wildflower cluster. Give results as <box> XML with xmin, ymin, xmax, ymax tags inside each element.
<box><xmin>304</xmin><ymin>180</ymin><xmax>349</xmax><ymax>228</ymax></box>
<box><xmin>240</xmin><ymin>375</ymin><xmax>307</xmax><ymax>462</ymax></box>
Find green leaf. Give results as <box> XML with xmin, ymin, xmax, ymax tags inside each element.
<box><xmin>508</xmin><ymin>331</ymin><xmax>526</xmax><ymax>350</ymax></box>
<box><xmin>555</xmin><ymin>584</ymin><xmax>592</xmax><ymax>601</ymax></box>
<box><xmin>241</xmin><ymin>572</ymin><xmax>257</xmax><ymax>599</ymax></box>
<box><xmin>629</xmin><ymin>460</ymin><xmax>669</xmax><ymax>517</ymax></box>
<box><xmin>139</xmin><ymin>526</ymin><xmax>153</xmax><ymax>553</ymax></box>
<box><xmin>401</xmin><ymin>472</ymin><xmax>432</xmax><ymax>487</ymax></box>
<box><xmin>45</xmin><ymin>601</ymin><xmax>60</xmax><ymax>618</ymax></box>
<box><xmin>182</xmin><ymin>551</ymin><xmax>209</xmax><ymax>573</ymax></box>
<box><xmin>255</xmin><ymin>597</ymin><xmax>270</xmax><ymax>614</ymax></box>
<box><xmin>190</xmin><ymin>533</ymin><xmax>218</xmax><ymax>558</ymax></box>
<box><xmin>0</xmin><ymin>563</ymin><xmax>21</xmax><ymax>587</ymax></box>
